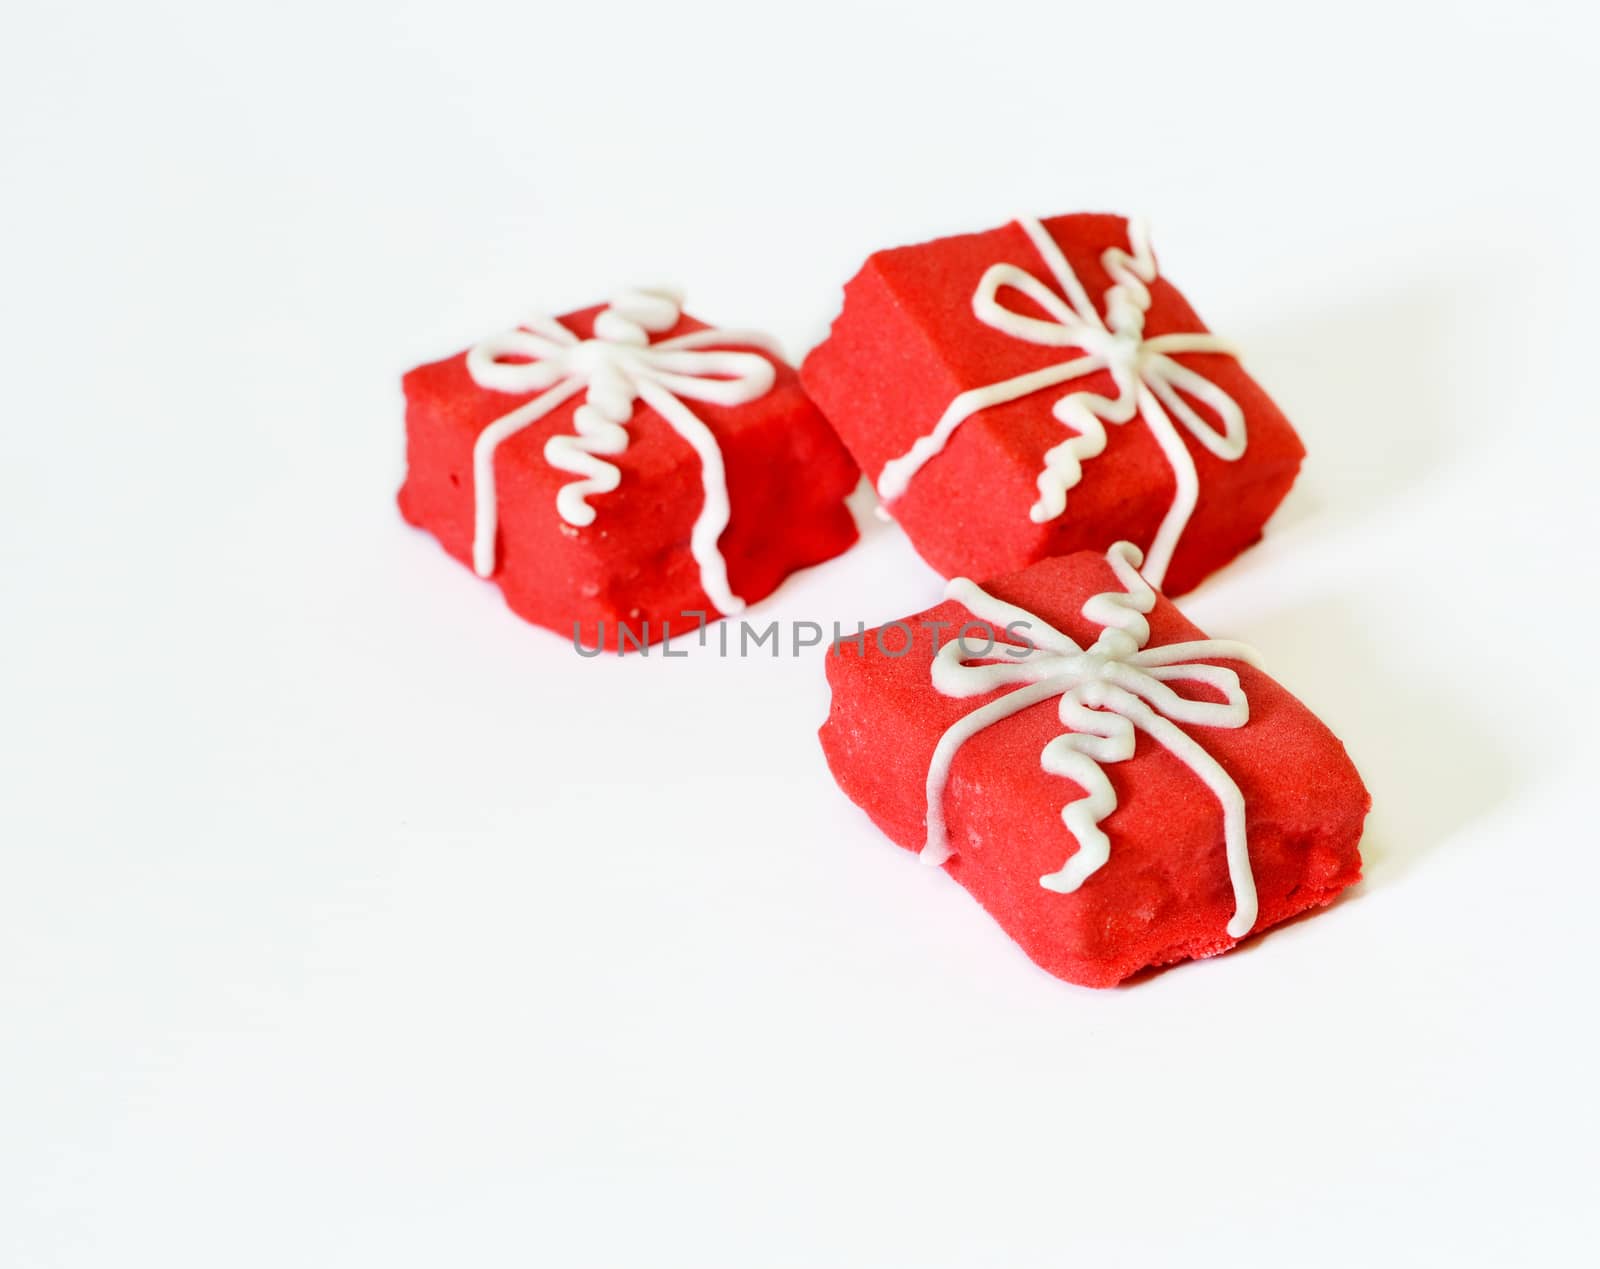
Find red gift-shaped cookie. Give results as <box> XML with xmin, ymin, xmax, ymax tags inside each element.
<box><xmin>801</xmin><ymin>214</ymin><xmax>1305</xmax><ymax>594</ymax></box>
<box><xmin>820</xmin><ymin>543</ymin><xmax>1369</xmax><ymax>987</ymax></box>
<box><xmin>400</xmin><ymin>288</ymin><xmax>859</xmax><ymax>648</ymax></box>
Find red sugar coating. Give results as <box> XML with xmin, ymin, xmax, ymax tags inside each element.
<box><xmin>820</xmin><ymin>550</ymin><xmax>1369</xmax><ymax>987</ymax></box>
<box><xmin>800</xmin><ymin>214</ymin><xmax>1306</xmax><ymax>595</ymax></box>
<box><xmin>399</xmin><ymin>305</ymin><xmax>860</xmax><ymax>649</ymax></box>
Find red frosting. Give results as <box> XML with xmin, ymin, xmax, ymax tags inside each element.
<box><xmin>820</xmin><ymin>550</ymin><xmax>1370</xmax><ymax>987</ymax></box>
<box><xmin>400</xmin><ymin>305</ymin><xmax>860</xmax><ymax>649</ymax></box>
<box><xmin>801</xmin><ymin>214</ymin><xmax>1306</xmax><ymax>595</ymax></box>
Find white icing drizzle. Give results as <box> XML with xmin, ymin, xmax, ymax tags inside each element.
<box><xmin>876</xmin><ymin>217</ymin><xmax>1249</xmax><ymax>590</ymax></box>
<box><xmin>920</xmin><ymin>541</ymin><xmax>1263</xmax><ymax>938</ymax></box>
<box><xmin>464</xmin><ymin>288</ymin><xmax>782</xmax><ymax>615</ymax></box>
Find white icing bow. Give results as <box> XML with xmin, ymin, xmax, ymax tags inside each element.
<box><xmin>877</xmin><ymin>218</ymin><xmax>1249</xmax><ymax>590</ymax></box>
<box><xmin>921</xmin><ymin>541</ymin><xmax>1263</xmax><ymax>937</ymax></box>
<box><xmin>466</xmin><ymin>288</ymin><xmax>782</xmax><ymax>615</ymax></box>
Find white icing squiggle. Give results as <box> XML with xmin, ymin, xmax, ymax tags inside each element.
<box><xmin>465</xmin><ymin>288</ymin><xmax>781</xmax><ymax>615</ymax></box>
<box><xmin>877</xmin><ymin>217</ymin><xmax>1248</xmax><ymax>590</ymax></box>
<box><xmin>920</xmin><ymin>541</ymin><xmax>1262</xmax><ymax>938</ymax></box>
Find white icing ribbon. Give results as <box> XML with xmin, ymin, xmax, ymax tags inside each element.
<box><xmin>465</xmin><ymin>287</ymin><xmax>783</xmax><ymax>615</ymax></box>
<box><xmin>920</xmin><ymin>541</ymin><xmax>1263</xmax><ymax>938</ymax></box>
<box><xmin>877</xmin><ymin>218</ymin><xmax>1249</xmax><ymax>590</ymax></box>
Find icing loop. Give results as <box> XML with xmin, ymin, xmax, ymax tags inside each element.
<box><xmin>877</xmin><ymin>218</ymin><xmax>1249</xmax><ymax>589</ymax></box>
<box><xmin>465</xmin><ymin>288</ymin><xmax>782</xmax><ymax>615</ymax></box>
<box><xmin>921</xmin><ymin>541</ymin><xmax>1263</xmax><ymax>938</ymax></box>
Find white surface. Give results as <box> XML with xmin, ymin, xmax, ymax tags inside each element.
<box><xmin>4</xmin><ymin>2</ymin><xmax>1598</xmax><ymax>1264</ymax></box>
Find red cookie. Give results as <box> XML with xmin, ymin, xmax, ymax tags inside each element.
<box><xmin>820</xmin><ymin>543</ymin><xmax>1369</xmax><ymax>987</ymax></box>
<box><xmin>400</xmin><ymin>288</ymin><xmax>860</xmax><ymax>649</ymax></box>
<box><xmin>801</xmin><ymin>213</ymin><xmax>1305</xmax><ymax>595</ymax></box>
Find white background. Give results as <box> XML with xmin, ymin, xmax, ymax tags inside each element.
<box><xmin>4</xmin><ymin>1</ymin><xmax>1598</xmax><ymax>1264</ymax></box>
